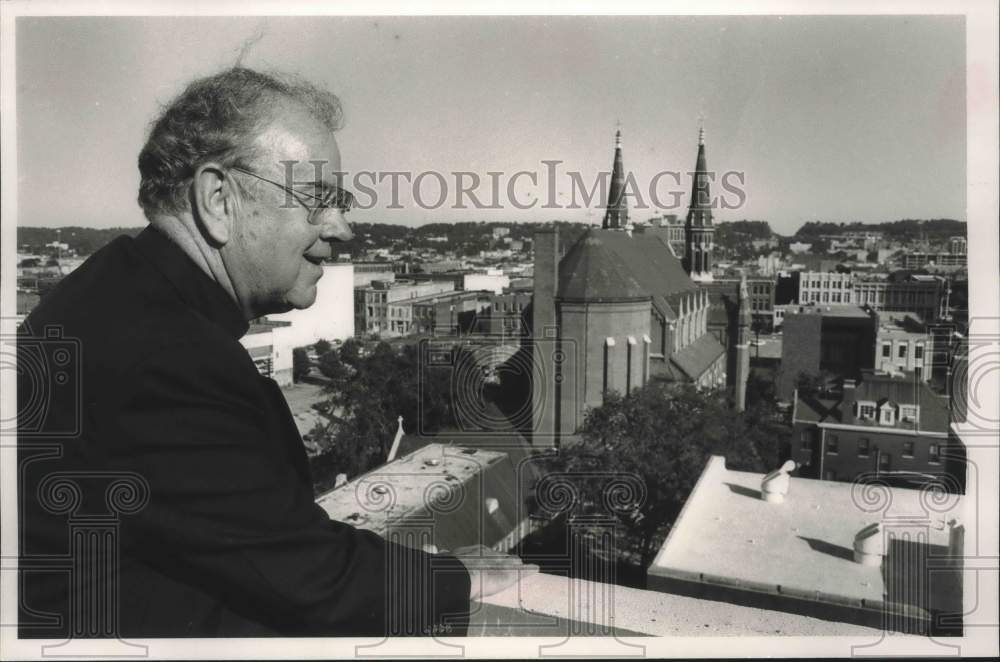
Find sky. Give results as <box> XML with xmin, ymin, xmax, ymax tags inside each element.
<box><xmin>15</xmin><ymin>14</ymin><xmax>966</xmax><ymax>235</ymax></box>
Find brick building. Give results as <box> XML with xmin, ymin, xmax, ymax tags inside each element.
<box><xmin>777</xmin><ymin>304</ymin><xmax>877</xmax><ymax>401</ymax></box>
<box><xmin>852</xmin><ymin>273</ymin><xmax>950</xmax><ymax>323</ymax></box>
<box><xmin>798</xmin><ymin>270</ymin><xmax>854</xmax><ymax>305</ymax></box>
<box><xmin>790</xmin><ymin>371</ymin><xmax>964</xmax><ymax>490</ymax></box>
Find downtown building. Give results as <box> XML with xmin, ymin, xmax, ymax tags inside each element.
<box><xmin>790</xmin><ymin>370</ymin><xmax>964</xmax><ymax>491</ymax></box>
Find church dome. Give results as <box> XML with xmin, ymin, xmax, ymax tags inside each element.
<box><xmin>557</xmin><ymin>230</ymin><xmax>650</xmax><ymax>303</ymax></box>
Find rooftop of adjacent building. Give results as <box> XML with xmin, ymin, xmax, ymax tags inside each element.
<box><xmin>876</xmin><ymin>310</ymin><xmax>928</xmax><ymax>333</ymax></box>
<box><xmin>792</xmin><ymin>370</ymin><xmax>951</xmax><ymax>433</ymax></box>
<box><xmin>313</xmin><ymin>441</ymin><xmax>889</xmax><ymax>637</ymax></box>
<box><xmin>785</xmin><ymin>303</ymin><xmax>873</xmax><ymax>319</ymax></box>
<box><xmin>392</xmin><ymin>289</ymin><xmax>484</xmax><ymax>307</ymax></box>
<box><xmin>316</xmin><ymin>442</ymin><xmax>533</xmax><ymax>553</ymax></box>
<box><xmin>246</xmin><ymin>318</ymin><xmax>293</xmax><ymax>335</ymax></box>
<box><xmin>649</xmin><ymin>456</ymin><xmax>963</xmax><ymax>626</ymax></box>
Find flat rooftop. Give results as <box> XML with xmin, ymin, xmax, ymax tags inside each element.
<box><xmin>316</xmin><ymin>443</ymin><xmax>529</xmax><ymax>551</ymax></box>
<box><xmin>649</xmin><ymin>456</ymin><xmax>963</xmax><ymax>631</ymax></box>
<box><xmin>787</xmin><ymin>304</ymin><xmax>872</xmax><ymax>319</ymax></box>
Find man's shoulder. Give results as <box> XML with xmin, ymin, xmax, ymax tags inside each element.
<box><xmin>22</xmin><ymin>234</ymin><xmax>249</xmax><ymax>380</ymax></box>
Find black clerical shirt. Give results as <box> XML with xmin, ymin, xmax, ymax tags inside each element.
<box><xmin>18</xmin><ymin>226</ymin><xmax>471</xmax><ymax>637</ymax></box>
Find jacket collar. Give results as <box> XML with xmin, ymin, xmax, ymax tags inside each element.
<box><xmin>134</xmin><ymin>226</ymin><xmax>250</xmax><ymax>339</ymax></box>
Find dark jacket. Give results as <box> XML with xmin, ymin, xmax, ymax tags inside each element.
<box><xmin>17</xmin><ymin>226</ymin><xmax>471</xmax><ymax>637</ymax></box>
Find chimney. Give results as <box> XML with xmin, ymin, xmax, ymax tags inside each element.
<box><xmin>760</xmin><ymin>460</ymin><xmax>797</xmax><ymax>503</ymax></box>
<box><xmin>853</xmin><ymin>522</ymin><xmax>884</xmax><ymax>566</ymax></box>
<box><xmin>532</xmin><ymin>229</ymin><xmax>559</xmax><ymax>447</ymax></box>
<box><xmin>842</xmin><ymin>378</ymin><xmax>857</xmax><ymax>420</ymax></box>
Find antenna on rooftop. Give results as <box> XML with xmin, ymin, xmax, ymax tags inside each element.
<box><xmin>387</xmin><ymin>415</ymin><xmax>404</xmax><ymax>462</ymax></box>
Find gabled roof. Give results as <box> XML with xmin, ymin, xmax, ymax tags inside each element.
<box><xmin>668</xmin><ymin>333</ymin><xmax>727</xmax><ymax>381</ymax></box>
<box><xmin>794</xmin><ymin>373</ymin><xmax>951</xmax><ymax>434</ymax></box>
<box><xmin>702</xmin><ymin>280</ymin><xmax>740</xmax><ymax>328</ymax></box>
<box><xmin>852</xmin><ymin>375</ymin><xmax>951</xmax><ymax>432</ymax></box>
<box><xmin>558</xmin><ymin>228</ymin><xmax>697</xmax><ymax>319</ymax></box>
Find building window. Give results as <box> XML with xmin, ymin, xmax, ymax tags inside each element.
<box><xmin>800</xmin><ymin>430</ymin><xmax>814</xmax><ymax>451</ymax></box>
<box><xmin>902</xmin><ymin>441</ymin><xmax>914</xmax><ymax>457</ymax></box>
<box><xmin>880</xmin><ymin>406</ymin><xmax>896</xmax><ymax>426</ymax></box>
<box><xmin>929</xmin><ymin>444</ymin><xmax>940</xmax><ymax>464</ymax></box>
<box><xmin>882</xmin><ymin>343</ymin><xmax>891</xmax><ymax>358</ymax></box>
<box><xmin>898</xmin><ymin>344</ymin><xmax>907</xmax><ymax>359</ymax></box>
<box><xmin>858</xmin><ymin>438</ymin><xmax>870</xmax><ymax>457</ymax></box>
<box><xmin>858</xmin><ymin>403</ymin><xmax>876</xmax><ymax>420</ymax></box>
<box><xmin>879</xmin><ymin>452</ymin><xmax>891</xmax><ymax>471</ymax></box>
<box><xmin>900</xmin><ymin>405</ymin><xmax>919</xmax><ymax>422</ymax></box>
<box><xmin>915</xmin><ymin>344</ymin><xmax>924</xmax><ymax>360</ymax></box>
<box><xmin>827</xmin><ymin>435</ymin><xmax>839</xmax><ymax>454</ymax></box>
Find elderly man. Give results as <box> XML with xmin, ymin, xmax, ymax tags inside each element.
<box><xmin>18</xmin><ymin>67</ymin><xmax>530</xmax><ymax>638</ymax></box>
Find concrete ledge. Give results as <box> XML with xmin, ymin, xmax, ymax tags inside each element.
<box><xmin>469</xmin><ymin>572</ymin><xmax>883</xmax><ymax>636</ymax></box>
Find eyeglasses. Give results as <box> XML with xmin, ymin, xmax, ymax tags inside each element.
<box><xmin>229</xmin><ymin>166</ymin><xmax>355</xmax><ymax>222</ymax></box>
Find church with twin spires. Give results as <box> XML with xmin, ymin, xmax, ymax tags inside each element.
<box><xmin>530</xmin><ymin>127</ymin><xmax>751</xmax><ymax>447</ymax></box>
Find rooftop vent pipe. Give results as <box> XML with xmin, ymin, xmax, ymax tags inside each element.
<box><xmin>761</xmin><ymin>460</ymin><xmax>797</xmax><ymax>503</ymax></box>
<box><xmin>853</xmin><ymin>522</ymin><xmax>884</xmax><ymax>566</ymax></box>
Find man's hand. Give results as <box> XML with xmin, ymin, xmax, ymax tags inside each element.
<box><xmin>450</xmin><ymin>544</ymin><xmax>539</xmax><ymax>601</ymax></box>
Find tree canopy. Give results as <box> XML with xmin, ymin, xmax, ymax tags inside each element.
<box><xmin>292</xmin><ymin>347</ymin><xmax>311</xmax><ymax>383</ymax></box>
<box><xmin>307</xmin><ymin>340</ymin><xmax>486</xmax><ymax>491</ymax></box>
<box><xmin>551</xmin><ymin>379</ymin><xmax>784</xmax><ymax>570</ymax></box>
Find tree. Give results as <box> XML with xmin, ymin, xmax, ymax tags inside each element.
<box><xmin>338</xmin><ymin>337</ymin><xmax>363</xmax><ymax>368</ymax></box>
<box><xmin>307</xmin><ymin>341</ymin><xmax>473</xmax><ymax>488</ymax></box>
<box><xmin>292</xmin><ymin>348</ymin><xmax>311</xmax><ymax>383</ymax></box>
<box><xmin>552</xmin><ymin>380</ymin><xmax>775</xmax><ymax>575</ymax></box>
<box><xmin>314</xmin><ymin>339</ymin><xmax>332</xmax><ymax>356</ymax></box>
<box><xmin>317</xmin><ymin>350</ymin><xmax>349</xmax><ymax>382</ymax></box>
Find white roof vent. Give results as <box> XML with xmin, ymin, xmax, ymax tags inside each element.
<box><xmin>760</xmin><ymin>460</ymin><xmax>796</xmax><ymax>503</ymax></box>
<box><xmin>853</xmin><ymin>522</ymin><xmax>884</xmax><ymax>566</ymax></box>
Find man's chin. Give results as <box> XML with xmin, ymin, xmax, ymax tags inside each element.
<box><xmin>289</xmin><ymin>285</ymin><xmax>319</xmax><ymax>310</ymax></box>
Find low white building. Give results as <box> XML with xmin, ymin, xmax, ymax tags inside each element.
<box><xmin>267</xmin><ymin>262</ymin><xmax>354</xmax><ymax>348</ymax></box>
<box><xmin>464</xmin><ymin>269</ymin><xmax>510</xmax><ymax>295</ymax></box>
<box><xmin>240</xmin><ymin>321</ymin><xmax>295</xmax><ymax>386</ymax></box>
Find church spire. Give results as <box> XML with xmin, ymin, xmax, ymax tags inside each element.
<box><xmin>688</xmin><ymin>123</ymin><xmax>712</xmax><ymax>227</ymax></box>
<box><xmin>684</xmin><ymin>123</ymin><xmax>716</xmax><ymax>282</ymax></box>
<box><xmin>735</xmin><ymin>271</ymin><xmax>752</xmax><ymax>412</ymax></box>
<box><xmin>603</xmin><ymin>128</ymin><xmax>628</xmax><ymax>230</ymax></box>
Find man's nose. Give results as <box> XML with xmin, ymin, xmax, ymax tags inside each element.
<box><xmin>317</xmin><ymin>209</ymin><xmax>354</xmax><ymax>242</ymax></box>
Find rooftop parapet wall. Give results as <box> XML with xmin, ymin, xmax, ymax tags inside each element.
<box><xmin>647</xmin><ymin>456</ymin><xmax>964</xmax><ymax>635</ymax></box>
<box><xmin>470</xmin><ymin>571</ymin><xmax>881</xmax><ymax>637</ymax></box>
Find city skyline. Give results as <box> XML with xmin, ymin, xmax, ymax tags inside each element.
<box><xmin>16</xmin><ymin>15</ymin><xmax>965</xmax><ymax>235</ymax></box>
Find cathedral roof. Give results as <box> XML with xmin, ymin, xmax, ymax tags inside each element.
<box><xmin>557</xmin><ymin>229</ymin><xmax>698</xmax><ymax>316</ymax></box>
<box><xmin>668</xmin><ymin>333</ymin><xmax>728</xmax><ymax>382</ymax></box>
<box><xmin>557</xmin><ymin>230</ymin><xmax>649</xmax><ymax>302</ymax></box>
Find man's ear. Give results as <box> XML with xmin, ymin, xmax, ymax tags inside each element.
<box><xmin>191</xmin><ymin>163</ymin><xmax>234</xmax><ymax>246</ymax></box>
